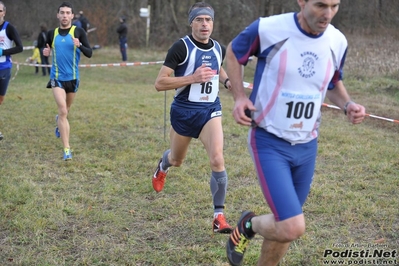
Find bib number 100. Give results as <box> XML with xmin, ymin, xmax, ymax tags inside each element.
<box><xmin>286</xmin><ymin>101</ymin><xmax>314</xmax><ymax>119</ymax></box>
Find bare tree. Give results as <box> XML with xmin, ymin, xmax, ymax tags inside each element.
<box><xmin>4</xmin><ymin>0</ymin><xmax>399</xmax><ymax>49</ymax></box>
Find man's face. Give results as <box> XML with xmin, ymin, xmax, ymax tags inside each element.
<box><xmin>57</xmin><ymin>7</ymin><xmax>74</xmax><ymax>28</ymax></box>
<box><xmin>299</xmin><ymin>0</ymin><xmax>340</xmax><ymax>34</ymax></box>
<box><xmin>0</xmin><ymin>4</ymin><xmax>5</xmax><ymax>23</ymax></box>
<box><xmin>191</xmin><ymin>15</ymin><xmax>213</xmax><ymax>43</ymax></box>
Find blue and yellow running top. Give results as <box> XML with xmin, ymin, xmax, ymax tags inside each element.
<box><xmin>50</xmin><ymin>26</ymin><xmax>80</xmax><ymax>81</ymax></box>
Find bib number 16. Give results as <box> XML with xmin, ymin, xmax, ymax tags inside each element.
<box><xmin>200</xmin><ymin>81</ymin><xmax>212</xmax><ymax>94</ymax></box>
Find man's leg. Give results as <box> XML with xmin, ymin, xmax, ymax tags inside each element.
<box><xmin>227</xmin><ymin>212</ymin><xmax>305</xmax><ymax>266</ymax></box>
<box><xmin>199</xmin><ymin>117</ymin><xmax>224</xmax><ymax>172</ymax></box>
<box><xmin>227</xmin><ymin>128</ymin><xmax>313</xmax><ymax>265</ymax></box>
<box><xmin>168</xmin><ymin>127</ymin><xmax>191</xmax><ymax>167</ymax></box>
<box><xmin>40</xmin><ymin>50</ymin><xmax>46</xmax><ymax>76</ymax></box>
<box><xmin>152</xmin><ymin>127</ymin><xmax>191</xmax><ymax>192</ymax></box>
<box><xmin>200</xmin><ymin>117</ymin><xmax>232</xmax><ymax>233</ymax></box>
<box><xmin>252</xmin><ymin>214</ymin><xmax>305</xmax><ymax>266</ymax></box>
<box><xmin>52</xmin><ymin>88</ymin><xmax>75</xmax><ymax>149</ymax></box>
<box><xmin>258</xmin><ymin>240</ymin><xmax>291</xmax><ymax>266</ymax></box>
<box><xmin>250</xmin><ymin>131</ymin><xmax>314</xmax><ymax>265</ymax></box>
<box><xmin>119</xmin><ymin>39</ymin><xmax>127</xmax><ymax>61</ymax></box>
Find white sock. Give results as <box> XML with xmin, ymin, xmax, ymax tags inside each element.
<box><xmin>214</xmin><ymin>212</ymin><xmax>223</xmax><ymax>218</ymax></box>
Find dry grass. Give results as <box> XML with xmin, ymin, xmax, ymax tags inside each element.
<box><xmin>345</xmin><ymin>34</ymin><xmax>399</xmax><ymax>79</ymax></box>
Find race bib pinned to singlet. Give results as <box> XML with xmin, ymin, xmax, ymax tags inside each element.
<box><xmin>273</xmin><ymin>89</ymin><xmax>322</xmax><ymax>132</ymax></box>
<box><xmin>188</xmin><ymin>74</ymin><xmax>219</xmax><ymax>103</ymax></box>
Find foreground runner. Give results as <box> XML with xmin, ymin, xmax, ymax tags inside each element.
<box><xmin>225</xmin><ymin>0</ymin><xmax>366</xmax><ymax>265</ymax></box>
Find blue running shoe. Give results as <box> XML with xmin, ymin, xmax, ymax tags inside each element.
<box><xmin>55</xmin><ymin>115</ymin><xmax>60</xmax><ymax>138</ymax></box>
<box><xmin>63</xmin><ymin>148</ymin><xmax>72</xmax><ymax>161</ymax></box>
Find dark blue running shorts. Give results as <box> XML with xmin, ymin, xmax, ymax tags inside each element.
<box><xmin>170</xmin><ymin>105</ymin><xmax>222</xmax><ymax>138</ymax></box>
<box><xmin>0</xmin><ymin>68</ymin><xmax>12</xmax><ymax>96</ymax></box>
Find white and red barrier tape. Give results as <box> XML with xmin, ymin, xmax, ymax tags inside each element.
<box><xmin>23</xmin><ymin>46</ymin><xmax>35</xmax><ymax>50</ymax></box>
<box><xmin>243</xmin><ymin>82</ymin><xmax>399</xmax><ymax>125</ymax></box>
<box><xmin>11</xmin><ymin>60</ymin><xmax>164</xmax><ymax>80</ymax></box>
<box><xmin>321</xmin><ymin>103</ymin><xmax>399</xmax><ymax>124</ymax></box>
<box><xmin>11</xmin><ymin>61</ymin><xmax>398</xmax><ymax>125</ymax></box>
<box><xmin>13</xmin><ymin>61</ymin><xmax>165</xmax><ymax>68</ymax></box>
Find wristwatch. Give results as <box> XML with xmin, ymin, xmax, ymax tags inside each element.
<box><xmin>223</xmin><ymin>78</ymin><xmax>229</xmax><ymax>89</ymax></box>
<box><xmin>344</xmin><ymin>101</ymin><xmax>354</xmax><ymax>115</ymax></box>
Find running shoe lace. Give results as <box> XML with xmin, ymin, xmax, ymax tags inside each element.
<box><xmin>235</xmin><ymin>234</ymin><xmax>250</xmax><ymax>254</ymax></box>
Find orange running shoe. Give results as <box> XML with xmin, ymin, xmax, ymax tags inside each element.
<box><xmin>213</xmin><ymin>213</ymin><xmax>233</xmax><ymax>234</ymax></box>
<box><xmin>152</xmin><ymin>159</ymin><xmax>168</xmax><ymax>193</ymax></box>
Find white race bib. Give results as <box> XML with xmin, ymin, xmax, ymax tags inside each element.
<box><xmin>188</xmin><ymin>75</ymin><xmax>219</xmax><ymax>103</ymax></box>
<box><xmin>273</xmin><ymin>90</ymin><xmax>321</xmax><ymax>132</ymax></box>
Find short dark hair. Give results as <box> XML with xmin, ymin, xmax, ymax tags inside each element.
<box><xmin>40</xmin><ymin>23</ymin><xmax>47</xmax><ymax>31</ymax></box>
<box><xmin>188</xmin><ymin>2</ymin><xmax>213</xmax><ymax>15</ymax></box>
<box><xmin>58</xmin><ymin>2</ymin><xmax>74</xmax><ymax>13</ymax></box>
<box><xmin>0</xmin><ymin>1</ymin><xmax>6</xmax><ymax>11</ymax></box>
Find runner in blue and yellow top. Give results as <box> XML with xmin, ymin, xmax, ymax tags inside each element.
<box><xmin>43</xmin><ymin>1</ymin><xmax>92</xmax><ymax>160</ymax></box>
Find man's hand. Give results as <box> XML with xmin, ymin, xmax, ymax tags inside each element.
<box><xmin>192</xmin><ymin>64</ymin><xmax>215</xmax><ymax>83</ymax></box>
<box><xmin>346</xmin><ymin>102</ymin><xmax>366</xmax><ymax>124</ymax></box>
<box><xmin>72</xmin><ymin>36</ymin><xmax>81</xmax><ymax>47</ymax></box>
<box><xmin>233</xmin><ymin>97</ymin><xmax>256</xmax><ymax>126</ymax></box>
<box><xmin>43</xmin><ymin>44</ymin><xmax>51</xmax><ymax>57</ymax></box>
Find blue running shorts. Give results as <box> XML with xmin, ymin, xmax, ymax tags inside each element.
<box><xmin>170</xmin><ymin>105</ymin><xmax>222</xmax><ymax>138</ymax></box>
<box><xmin>0</xmin><ymin>68</ymin><xmax>11</xmax><ymax>96</ymax></box>
<box><xmin>248</xmin><ymin>127</ymin><xmax>317</xmax><ymax>221</ymax></box>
